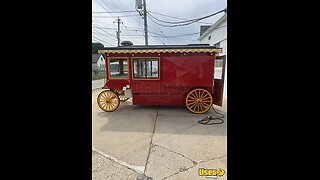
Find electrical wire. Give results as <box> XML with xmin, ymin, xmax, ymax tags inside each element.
<box><xmin>147</xmin><ymin>8</ymin><xmax>226</xmax><ymax>27</ymax></box>
<box><xmin>96</xmin><ymin>0</ymin><xmax>138</xmax><ymax>44</ymax></box>
<box><xmin>145</xmin><ymin>14</ymin><xmax>167</xmax><ymax>45</ymax></box>
<box><xmin>93</xmin><ymin>0</ymin><xmax>225</xmax><ymax>44</ymax></box>
<box><xmin>93</xmin><ymin>14</ymin><xmax>140</xmax><ymax>18</ymax></box>
<box><xmin>92</xmin><ymin>10</ymin><xmax>137</xmax><ymax>13</ymax></box>
<box><xmin>148</xmin><ymin>10</ymin><xmax>212</xmax><ymax>25</ymax></box>
<box><xmin>92</xmin><ymin>36</ymin><xmax>115</xmax><ymax>46</ymax></box>
<box><xmin>92</xmin><ymin>24</ymin><xmax>117</xmax><ymax>39</ymax></box>
<box><xmin>198</xmin><ymin>107</ymin><xmax>225</xmax><ymax>125</ymax></box>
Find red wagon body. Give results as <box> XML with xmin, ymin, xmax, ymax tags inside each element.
<box><xmin>97</xmin><ymin>44</ymin><xmax>225</xmax><ymax>114</ymax></box>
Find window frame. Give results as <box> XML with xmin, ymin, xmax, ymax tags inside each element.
<box><xmin>107</xmin><ymin>57</ymin><xmax>129</xmax><ymax>80</ymax></box>
<box><xmin>131</xmin><ymin>57</ymin><xmax>160</xmax><ymax>80</ymax></box>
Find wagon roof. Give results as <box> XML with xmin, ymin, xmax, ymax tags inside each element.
<box><xmin>98</xmin><ymin>44</ymin><xmax>222</xmax><ymax>54</ymax></box>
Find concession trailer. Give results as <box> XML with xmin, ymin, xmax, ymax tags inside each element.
<box><xmin>97</xmin><ymin>44</ymin><xmax>226</xmax><ymax>114</ymax></box>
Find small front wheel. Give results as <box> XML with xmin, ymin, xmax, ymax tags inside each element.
<box><xmin>119</xmin><ymin>95</ymin><xmax>129</xmax><ymax>102</ymax></box>
<box><xmin>97</xmin><ymin>90</ymin><xmax>120</xmax><ymax>112</ymax></box>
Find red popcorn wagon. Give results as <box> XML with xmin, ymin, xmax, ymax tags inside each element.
<box><xmin>97</xmin><ymin>44</ymin><xmax>226</xmax><ymax>114</ymax></box>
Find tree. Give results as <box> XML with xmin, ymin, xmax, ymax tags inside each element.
<box><xmin>92</xmin><ymin>42</ymin><xmax>104</xmax><ymax>54</ymax></box>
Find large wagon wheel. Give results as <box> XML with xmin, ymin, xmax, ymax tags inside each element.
<box><xmin>185</xmin><ymin>88</ymin><xmax>213</xmax><ymax>114</ymax></box>
<box><xmin>97</xmin><ymin>90</ymin><xmax>120</xmax><ymax>112</ymax></box>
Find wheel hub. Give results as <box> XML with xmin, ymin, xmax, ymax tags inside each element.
<box><xmin>105</xmin><ymin>98</ymin><xmax>111</xmax><ymax>103</ymax></box>
<box><xmin>195</xmin><ymin>98</ymin><xmax>203</xmax><ymax>105</ymax></box>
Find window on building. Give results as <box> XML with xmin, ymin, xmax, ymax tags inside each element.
<box><xmin>133</xmin><ymin>58</ymin><xmax>159</xmax><ymax>79</ymax></box>
<box><xmin>208</xmin><ymin>35</ymin><xmax>211</xmax><ymax>40</ymax></box>
<box><xmin>109</xmin><ymin>58</ymin><xmax>128</xmax><ymax>79</ymax></box>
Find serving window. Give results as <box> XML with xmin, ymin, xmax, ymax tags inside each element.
<box><xmin>133</xmin><ymin>58</ymin><xmax>159</xmax><ymax>79</ymax></box>
<box><xmin>108</xmin><ymin>58</ymin><xmax>128</xmax><ymax>79</ymax></box>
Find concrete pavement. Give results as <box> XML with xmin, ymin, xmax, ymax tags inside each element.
<box><xmin>92</xmin><ymin>88</ymin><xmax>227</xmax><ymax>180</ymax></box>
<box><xmin>92</xmin><ymin>150</ymin><xmax>141</xmax><ymax>180</ymax></box>
<box><xmin>92</xmin><ymin>79</ymin><xmax>105</xmax><ymax>90</ymax></box>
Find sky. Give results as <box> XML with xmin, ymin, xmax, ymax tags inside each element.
<box><xmin>92</xmin><ymin>0</ymin><xmax>227</xmax><ymax>47</ymax></box>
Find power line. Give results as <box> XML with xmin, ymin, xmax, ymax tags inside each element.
<box><xmin>96</xmin><ymin>0</ymin><xmax>140</xmax><ymax>44</ymax></box>
<box><xmin>95</xmin><ymin>0</ymin><xmax>114</xmax><ymax>16</ymax></box>
<box><xmin>147</xmin><ymin>13</ymin><xmax>196</xmax><ymax>27</ymax></box>
<box><xmin>93</xmin><ymin>20</ymin><xmax>143</xmax><ymax>31</ymax></box>
<box><xmin>92</xmin><ymin>20</ymin><xmax>116</xmax><ymax>26</ymax></box>
<box><xmin>147</xmin><ymin>8</ymin><xmax>226</xmax><ymax>27</ymax></box>
<box><xmin>149</xmin><ymin>27</ymin><xmax>226</xmax><ymax>41</ymax></box>
<box><xmin>92</xmin><ymin>30</ymin><xmax>117</xmax><ymax>46</ymax></box>
<box><xmin>92</xmin><ymin>30</ymin><xmax>116</xmax><ymax>40</ymax></box>
<box><xmin>92</xmin><ymin>23</ymin><xmax>143</xmax><ymax>34</ymax></box>
<box><xmin>145</xmin><ymin>13</ymin><xmax>167</xmax><ymax>45</ymax></box>
<box><xmin>102</xmin><ymin>1</ymin><xmax>151</xmax><ymax>43</ymax></box>
<box><xmin>118</xmin><ymin>0</ymin><xmax>135</xmax><ymax>12</ymax></box>
<box><xmin>121</xmin><ymin>22</ymin><xmax>140</xmax><ymax>42</ymax></box>
<box><xmin>148</xmin><ymin>11</ymin><xmax>212</xmax><ymax>25</ymax></box>
<box><xmin>93</xmin><ymin>0</ymin><xmax>226</xmax><ymax>44</ymax></box>
<box><xmin>165</xmin><ymin>32</ymin><xmax>200</xmax><ymax>37</ymax></box>
<box><xmin>92</xmin><ymin>24</ymin><xmax>117</xmax><ymax>39</ymax></box>
<box><xmin>93</xmin><ymin>14</ymin><xmax>140</xmax><ymax>18</ymax></box>
<box><xmin>92</xmin><ymin>36</ymin><xmax>115</xmax><ymax>46</ymax></box>
<box><xmin>92</xmin><ymin>10</ymin><xmax>137</xmax><ymax>13</ymax></box>
<box><xmin>101</xmin><ymin>0</ymin><xmax>119</xmax><ymax>8</ymax></box>
<box><xmin>122</xmin><ymin>34</ymin><xmax>199</xmax><ymax>39</ymax></box>
<box><xmin>92</xmin><ymin>26</ymin><xmax>140</xmax><ymax>32</ymax></box>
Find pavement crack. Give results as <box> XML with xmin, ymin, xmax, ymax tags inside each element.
<box><xmin>162</xmin><ymin>163</ymin><xmax>197</xmax><ymax>180</ymax></box>
<box><xmin>144</xmin><ymin>107</ymin><xmax>159</xmax><ymax>174</ymax></box>
<box><xmin>92</xmin><ymin>148</ymin><xmax>144</xmax><ymax>174</ymax></box>
<box><xmin>197</xmin><ymin>154</ymin><xmax>227</xmax><ymax>164</ymax></box>
<box><xmin>161</xmin><ymin>154</ymin><xmax>227</xmax><ymax>180</ymax></box>
<box><xmin>152</xmin><ymin>143</ymin><xmax>197</xmax><ymax>165</ymax></box>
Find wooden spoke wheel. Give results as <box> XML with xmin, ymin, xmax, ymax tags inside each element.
<box><xmin>97</xmin><ymin>90</ymin><xmax>120</xmax><ymax>112</ymax></box>
<box><xmin>119</xmin><ymin>95</ymin><xmax>129</xmax><ymax>102</ymax></box>
<box><xmin>185</xmin><ymin>88</ymin><xmax>213</xmax><ymax>114</ymax></box>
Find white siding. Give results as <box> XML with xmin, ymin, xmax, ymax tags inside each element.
<box><xmin>92</xmin><ymin>63</ymin><xmax>98</xmax><ymax>71</ymax></box>
<box><xmin>96</xmin><ymin>56</ymin><xmax>106</xmax><ymax>71</ymax></box>
<box><xmin>200</xmin><ymin>17</ymin><xmax>227</xmax><ymax>111</ymax></box>
<box><xmin>220</xmin><ymin>39</ymin><xmax>227</xmax><ymax>55</ymax></box>
<box><xmin>200</xmin><ymin>20</ymin><xmax>227</xmax><ymax>46</ymax></box>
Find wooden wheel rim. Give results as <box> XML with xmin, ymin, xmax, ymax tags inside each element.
<box><xmin>97</xmin><ymin>90</ymin><xmax>120</xmax><ymax>112</ymax></box>
<box><xmin>186</xmin><ymin>88</ymin><xmax>213</xmax><ymax>114</ymax></box>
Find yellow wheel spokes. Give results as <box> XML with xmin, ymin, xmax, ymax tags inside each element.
<box><xmin>186</xmin><ymin>88</ymin><xmax>213</xmax><ymax>114</ymax></box>
<box><xmin>97</xmin><ymin>90</ymin><xmax>120</xmax><ymax>112</ymax></box>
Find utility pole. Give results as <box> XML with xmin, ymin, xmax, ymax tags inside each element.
<box><xmin>143</xmin><ymin>0</ymin><xmax>148</xmax><ymax>46</ymax></box>
<box><xmin>114</xmin><ymin>17</ymin><xmax>121</xmax><ymax>46</ymax></box>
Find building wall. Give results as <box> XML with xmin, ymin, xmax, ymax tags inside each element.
<box><xmin>200</xmin><ymin>20</ymin><xmax>227</xmax><ymax>46</ymax></box>
<box><xmin>92</xmin><ymin>63</ymin><xmax>98</xmax><ymax>71</ymax></box>
<box><xmin>96</xmin><ymin>56</ymin><xmax>106</xmax><ymax>71</ymax></box>
<box><xmin>199</xmin><ymin>18</ymin><xmax>227</xmax><ymax>111</ymax></box>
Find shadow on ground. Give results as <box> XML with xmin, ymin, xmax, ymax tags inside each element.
<box><xmin>97</xmin><ymin>103</ymin><xmax>227</xmax><ymax>136</ymax></box>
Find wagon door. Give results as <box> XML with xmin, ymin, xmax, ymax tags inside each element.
<box><xmin>212</xmin><ymin>55</ymin><xmax>226</xmax><ymax>106</ymax></box>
